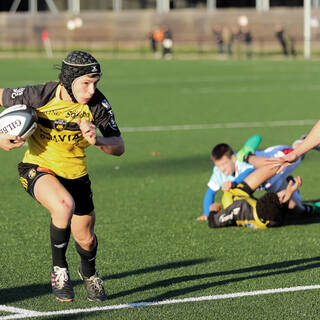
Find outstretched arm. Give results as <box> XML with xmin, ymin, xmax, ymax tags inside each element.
<box><xmin>291</xmin><ymin>121</ymin><xmax>320</xmax><ymax>158</ymax></box>
<box><xmin>197</xmin><ymin>188</ymin><xmax>217</xmax><ymax>221</ymax></box>
<box><xmin>270</xmin><ymin>121</ymin><xmax>320</xmax><ymax>170</ymax></box>
<box><xmin>277</xmin><ymin>176</ymin><xmax>302</xmax><ymax>204</ymax></box>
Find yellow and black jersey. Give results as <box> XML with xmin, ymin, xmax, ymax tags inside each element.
<box><xmin>3</xmin><ymin>82</ymin><xmax>121</xmax><ymax>179</ymax></box>
<box><xmin>209</xmin><ymin>183</ymin><xmax>269</xmax><ymax>229</ymax></box>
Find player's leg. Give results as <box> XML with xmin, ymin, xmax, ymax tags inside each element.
<box><xmin>243</xmin><ymin>164</ymin><xmax>278</xmax><ymax>192</ymax></box>
<box><xmin>34</xmin><ymin>174</ymin><xmax>75</xmax><ymax>228</ymax></box>
<box><xmin>33</xmin><ymin>174</ymin><xmax>75</xmax><ymax>302</ymax></box>
<box><xmin>245</xmin><ymin>154</ymin><xmax>270</xmax><ymax>168</ymax></box>
<box><xmin>236</xmin><ymin>135</ymin><xmax>261</xmax><ymax>162</ymax></box>
<box><xmin>65</xmin><ymin>175</ymin><xmax>107</xmax><ymax>302</ymax></box>
<box><xmin>71</xmin><ymin>212</ymin><xmax>107</xmax><ymax>302</ymax></box>
<box><xmin>71</xmin><ymin>212</ymin><xmax>96</xmax><ymax>274</ymax></box>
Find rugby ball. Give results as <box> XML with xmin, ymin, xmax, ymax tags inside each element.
<box><xmin>0</xmin><ymin>104</ymin><xmax>38</xmax><ymax>139</ymax></box>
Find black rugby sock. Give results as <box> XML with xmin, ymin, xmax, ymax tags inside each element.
<box><xmin>75</xmin><ymin>236</ymin><xmax>98</xmax><ymax>278</ymax></box>
<box><xmin>50</xmin><ymin>222</ymin><xmax>71</xmax><ymax>268</ymax></box>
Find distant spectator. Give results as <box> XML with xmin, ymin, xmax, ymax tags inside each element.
<box><xmin>152</xmin><ymin>27</ymin><xmax>164</xmax><ymax>58</ymax></box>
<box><xmin>148</xmin><ymin>31</ymin><xmax>157</xmax><ymax>54</ymax></box>
<box><xmin>275</xmin><ymin>25</ymin><xmax>288</xmax><ymax>57</ymax></box>
<box><xmin>232</xmin><ymin>27</ymin><xmax>242</xmax><ymax>58</ymax></box>
<box><xmin>289</xmin><ymin>36</ymin><xmax>297</xmax><ymax>57</ymax></box>
<box><xmin>162</xmin><ymin>25</ymin><xmax>173</xmax><ymax>60</ymax></box>
<box><xmin>213</xmin><ymin>25</ymin><xmax>224</xmax><ymax>55</ymax></box>
<box><xmin>222</xmin><ymin>27</ymin><xmax>233</xmax><ymax>57</ymax></box>
<box><xmin>241</xmin><ymin>27</ymin><xmax>252</xmax><ymax>59</ymax></box>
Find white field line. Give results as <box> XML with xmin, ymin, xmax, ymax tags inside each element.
<box><xmin>1</xmin><ymin>285</ymin><xmax>320</xmax><ymax>319</ymax></box>
<box><xmin>121</xmin><ymin>120</ymin><xmax>317</xmax><ymax>133</ymax></box>
<box><xmin>184</xmin><ymin>85</ymin><xmax>320</xmax><ymax>93</ymax></box>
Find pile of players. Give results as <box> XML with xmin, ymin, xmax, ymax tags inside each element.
<box><xmin>197</xmin><ymin>134</ymin><xmax>320</xmax><ymax>229</ymax></box>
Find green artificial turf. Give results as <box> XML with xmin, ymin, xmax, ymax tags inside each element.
<box><xmin>0</xmin><ymin>57</ymin><xmax>320</xmax><ymax>319</ymax></box>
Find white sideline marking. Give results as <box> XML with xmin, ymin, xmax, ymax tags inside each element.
<box><xmin>0</xmin><ymin>306</ymin><xmax>41</xmax><ymax>317</ymax></box>
<box><xmin>1</xmin><ymin>285</ymin><xmax>320</xmax><ymax>319</ymax></box>
<box><xmin>122</xmin><ymin>120</ymin><xmax>317</xmax><ymax>133</ymax></box>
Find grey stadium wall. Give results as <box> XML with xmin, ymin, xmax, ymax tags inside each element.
<box><xmin>0</xmin><ymin>8</ymin><xmax>319</xmax><ymax>52</ymax></box>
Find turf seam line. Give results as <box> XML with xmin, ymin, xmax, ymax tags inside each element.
<box><xmin>122</xmin><ymin>120</ymin><xmax>317</xmax><ymax>133</ymax></box>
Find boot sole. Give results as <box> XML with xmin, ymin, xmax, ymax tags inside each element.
<box><xmin>55</xmin><ymin>296</ymin><xmax>74</xmax><ymax>302</ymax></box>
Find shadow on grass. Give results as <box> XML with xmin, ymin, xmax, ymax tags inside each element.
<box><xmin>2</xmin><ymin>256</ymin><xmax>320</xmax><ymax>306</ymax></box>
<box><xmin>0</xmin><ymin>258</ymin><xmax>212</xmax><ymax>304</ymax></box>
<box><xmin>105</xmin><ymin>258</ymin><xmax>214</xmax><ymax>280</ymax></box>
<box><xmin>284</xmin><ymin>199</ymin><xmax>320</xmax><ymax>226</ymax></box>
<box><xmin>134</xmin><ymin>256</ymin><xmax>320</xmax><ymax>302</ymax></box>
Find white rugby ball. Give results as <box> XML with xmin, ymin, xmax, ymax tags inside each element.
<box><xmin>0</xmin><ymin>104</ymin><xmax>38</xmax><ymax>139</ymax></box>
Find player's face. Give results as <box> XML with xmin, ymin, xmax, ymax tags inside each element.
<box><xmin>213</xmin><ymin>155</ymin><xmax>236</xmax><ymax>176</ymax></box>
<box><xmin>73</xmin><ymin>75</ymin><xmax>100</xmax><ymax>104</ymax></box>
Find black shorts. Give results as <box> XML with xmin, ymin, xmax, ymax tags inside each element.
<box><xmin>18</xmin><ymin>162</ymin><xmax>94</xmax><ymax>215</ymax></box>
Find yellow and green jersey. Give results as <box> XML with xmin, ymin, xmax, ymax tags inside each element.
<box><xmin>3</xmin><ymin>82</ymin><xmax>121</xmax><ymax>179</ymax></box>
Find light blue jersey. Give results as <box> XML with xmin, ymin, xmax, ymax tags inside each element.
<box><xmin>208</xmin><ymin>159</ymin><xmax>253</xmax><ymax>191</ymax></box>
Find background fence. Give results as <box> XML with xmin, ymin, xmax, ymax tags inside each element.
<box><xmin>1</xmin><ymin>7</ymin><xmax>320</xmax><ymax>57</ymax></box>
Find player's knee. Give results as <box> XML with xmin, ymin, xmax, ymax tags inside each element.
<box><xmin>53</xmin><ymin>198</ymin><xmax>75</xmax><ymax>222</ymax></box>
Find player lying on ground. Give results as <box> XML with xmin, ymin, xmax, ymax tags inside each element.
<box><xmin>198</xmin><ymin>135</ymin><xmax>312</xmax><ymax>221</ymax></box>
<box><xmin>208</xmin><ymin>163</ymin><xmax>301</xmax><ymax>229</ymax></box>
<box><xmin>0</xmin><ymin>51</ymin><xmax>125</xmax><ymax>302</ymax></box>
<box><xmin>197</xmin><ymin>141</ymin><xmax>255</xmax><ymax>221</ymax></box>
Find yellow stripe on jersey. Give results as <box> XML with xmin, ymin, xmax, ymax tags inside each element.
<box><xmin>236</xmin><ymin>219</ymin><xmax>267</xmax><ymax>229</ymax></box>
<box><xmin>22</xmin><ymin>84</ymin><xmax>94</xmax><ymax>179</ymax></box>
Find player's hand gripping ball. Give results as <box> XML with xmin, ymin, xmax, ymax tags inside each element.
<box><xmin>0</xmin><ymin>105</ymin><xmax>38</xmax><ymax>140</ymax></box>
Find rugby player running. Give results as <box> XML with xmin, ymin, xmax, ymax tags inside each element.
<box><xmin>0</xmin><ymin>51</ymin><xmax>124</xmax><ymax>302</ymax></box>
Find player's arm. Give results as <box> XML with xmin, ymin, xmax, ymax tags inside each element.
<box><xmin>233</xmin><ymin>168</ymin><xmax>255</xmax><ymax>185</ymax></box>
<box><xmin>198</xmin><ymin>167</ymin><xmax>222</xmax><ymax>221</ymax></box>
<box><xmin>78</xmin><ymin>119</ymin><xmax>124</xmax><ymax>156</ymax></box>
<box><xmin>243</xmin><ymin>164</ymin><xmax>279</xmax><ymax>192</ymax></box>
<box><xmin>197</xmin><ymin>188</ymin><xmax>217</xmax><ymax>221</ymax></box>
<box><xmin>277</xmin><ymin>176</ymin><xmax>302</xmax><ymax>204</ymax></box>
<box><xmin>269</xmin><ymin>121</ymin><xmax>320</xmax><ymax>171</ymax></box>
<box><xmin>291</xmin><ymin>121</ymin><xmax>320</xmax><ymax>158</ymax></box>
<box><xmin>95</xmin><ymin>135</ymin><xmax>125</xmax><ymax>156</ymax></box>
<box><xmin>221</xmin><ymin>168</ymin><xmax>255</xmax><ymax>191</ymax></box>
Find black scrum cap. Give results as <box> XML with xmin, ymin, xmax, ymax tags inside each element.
<box><xmin>59</xmin><ymin>50</ymin><xmax>101</xmax><ymax>102</ymax></box>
